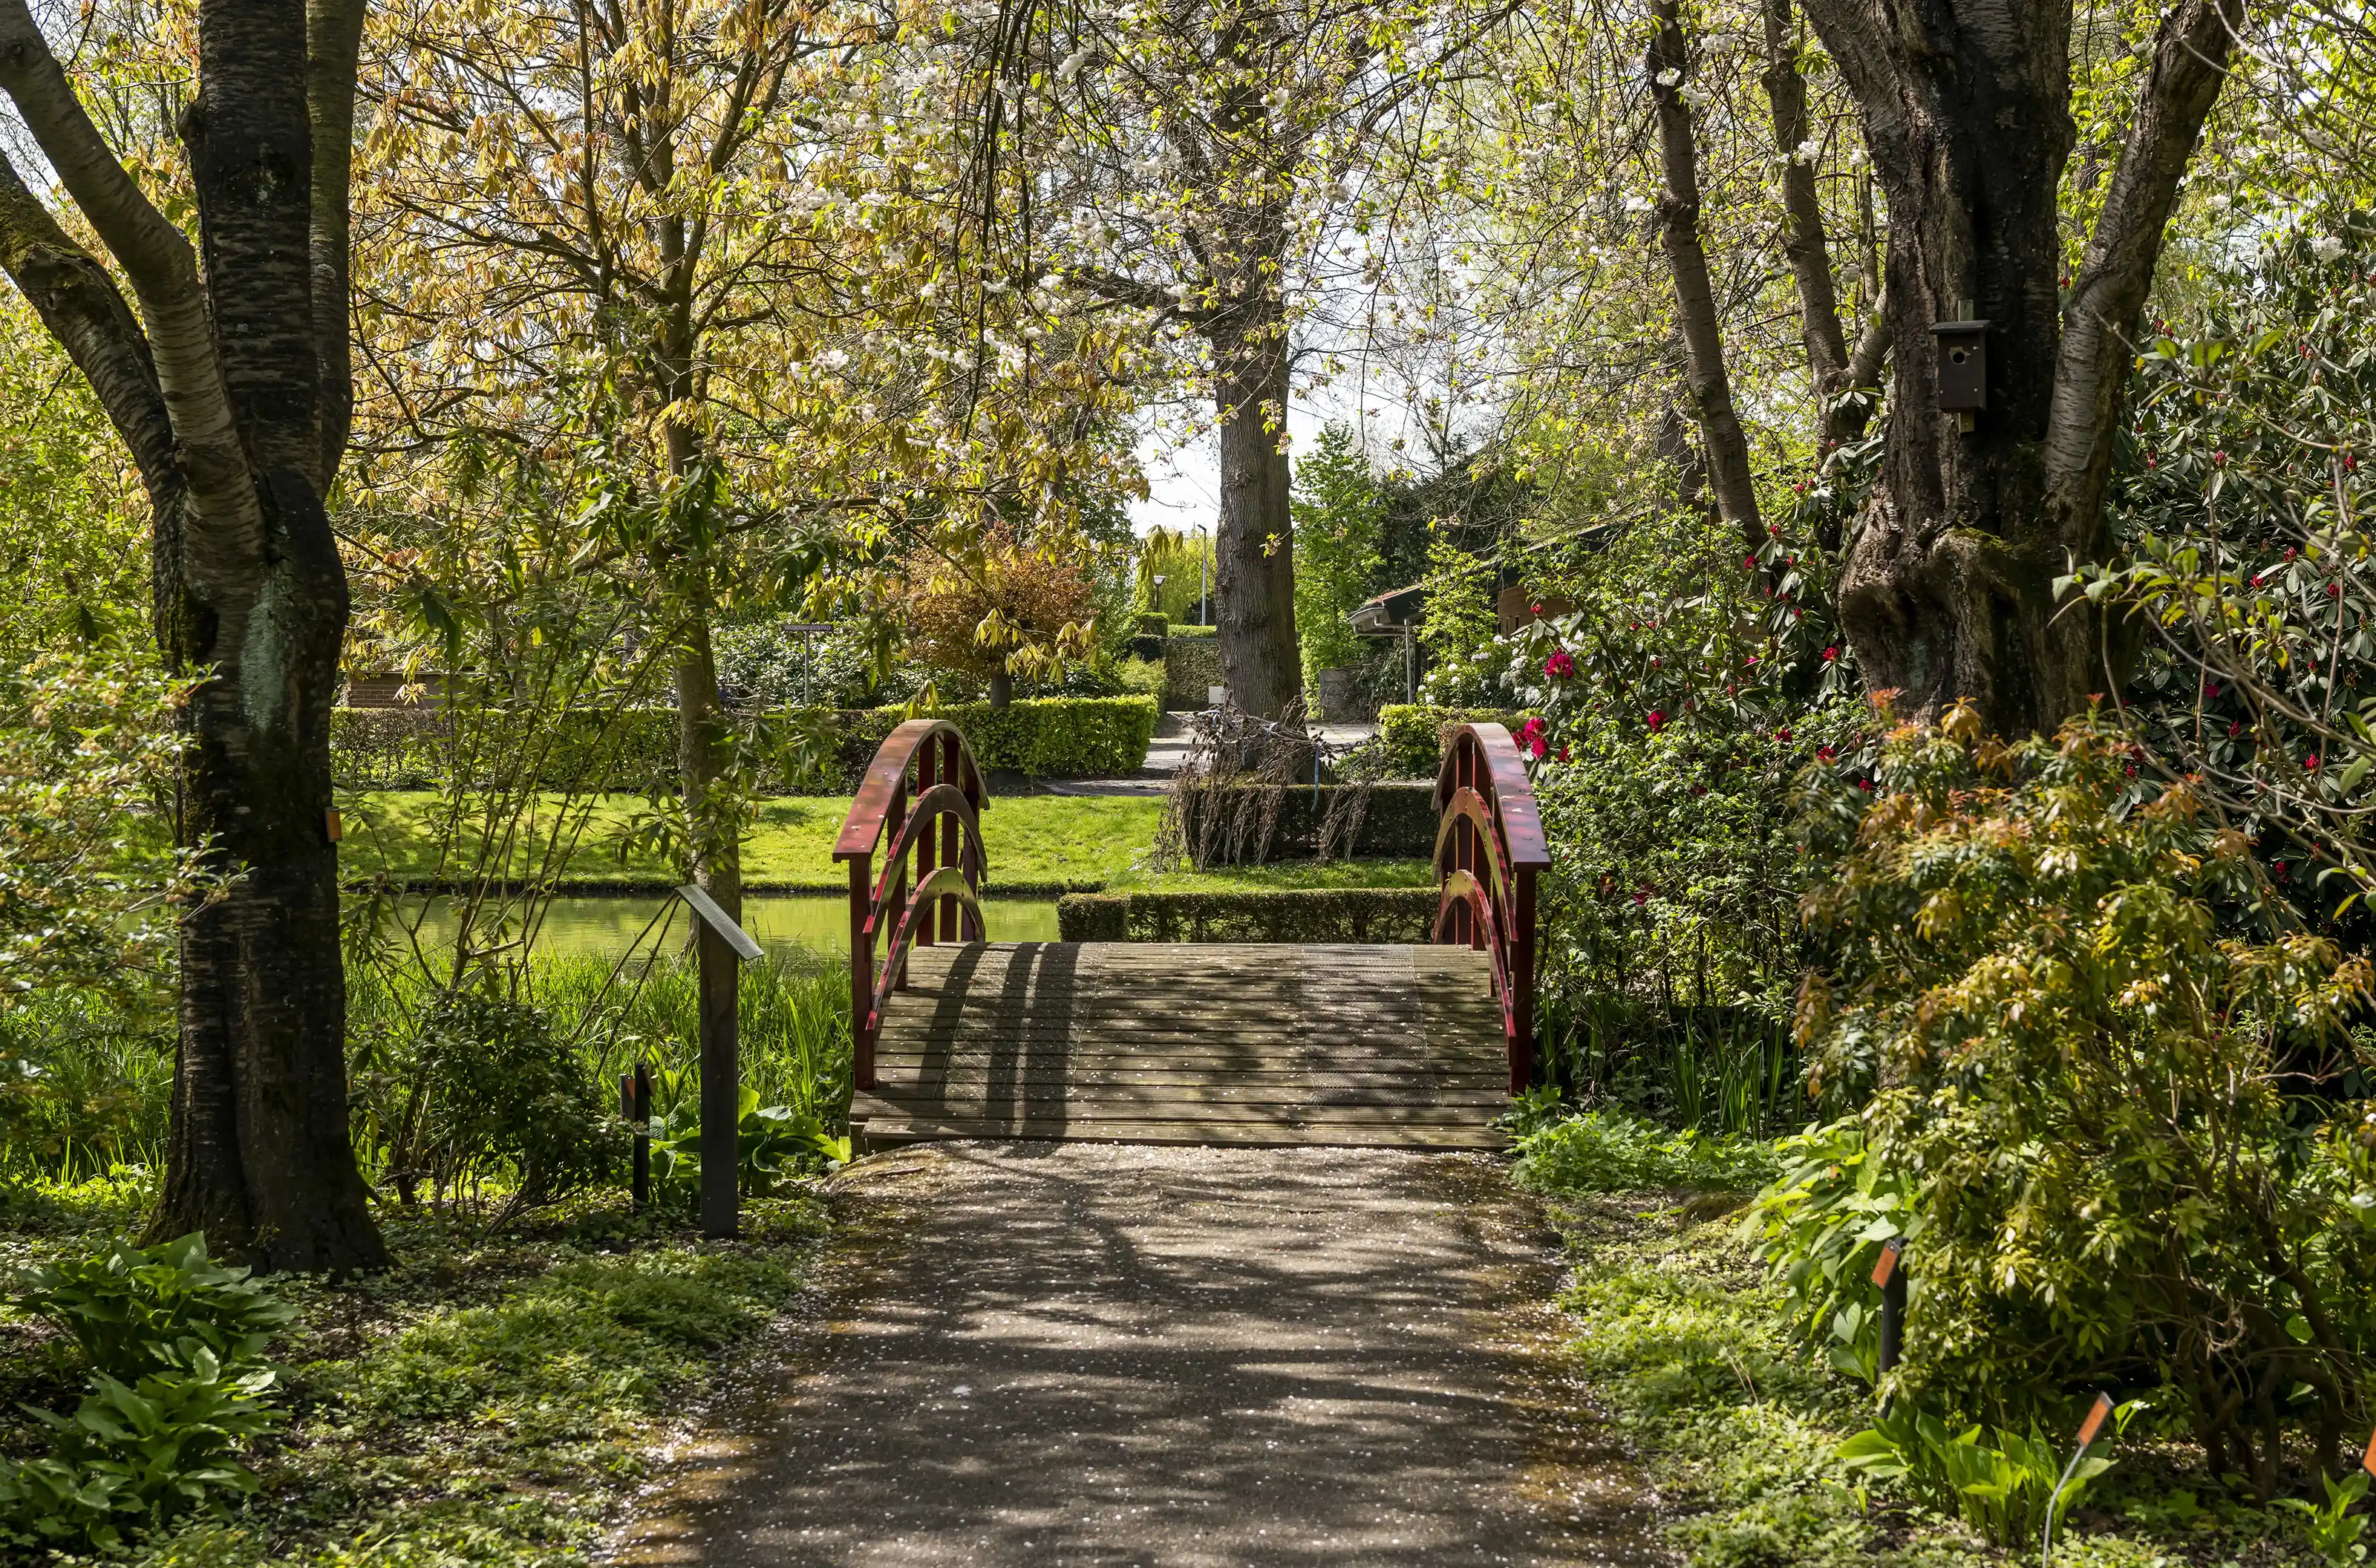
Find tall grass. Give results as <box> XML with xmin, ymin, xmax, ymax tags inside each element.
<box><xmin>0</xmin><ymin>990</ymin><xmax>174</xmax><ymax>1182</ymax></box>
<box><xmin>1543</xmin><ymin>994</ymin><xmax>1799</xmax><ymax>1139</ymax></box>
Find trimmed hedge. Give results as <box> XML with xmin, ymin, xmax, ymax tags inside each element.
<box><xmin>1376</xmin><ymin>705</ymin><xmax>1534</xmax><ymax>778</ymax></box>
<box><xmin>1161</xmin><ymin>634</ymin><xmax>1224</xmax><ymax>710</ymax></box>
<box><xmin>1169</xmin><ymin>782</ymin><xmax>1440</xmax><ymax>859</ymax></box>
<box><xmin>333</xmin><ymin>695</ymin><xmax>1158</xmax><ymax>792</ymax></box>
<box><xmin>1057</xmin><ymin>887</ymin><xmax>1440</xmax><ymax>943</ymax></box>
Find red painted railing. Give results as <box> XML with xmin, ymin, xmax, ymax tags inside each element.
<box><xmin>1433</xmin><ymin>723</ymin><xmax>1550</xmax><ymax>1094</ymax></box>
<box><xmin>834</xmin><ymin>720</ymin><xmax>988</xmax><ymax>1090</ymax></box>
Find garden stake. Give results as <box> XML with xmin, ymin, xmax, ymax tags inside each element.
<box><xmin>620</xmin><ymin>1062</ymin><xmax>651</xmax><ymax>1209</ymax></box>
<box><xmin>1872</xmin><ymin>1237</ymin><xmax>1906</xmax><ymax>1408</ymax></box>
<box><xmin>2041</xmin><ymin>1392</ymin><xmax>2114</xmax><ymax>1567</ymax></box>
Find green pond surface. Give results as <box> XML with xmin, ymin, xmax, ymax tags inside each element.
<box><xmin>392</xmin><ymin>893</ymin><xmax>1062</xmax><ymax>961</ymax></box>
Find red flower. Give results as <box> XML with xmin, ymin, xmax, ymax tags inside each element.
<box><xmin>1544</xmin><ymin>649</ymin><xmax>1577</xmax><ymax>679</ymax></box>
<box><xmin>1824</xmin><ymin>646</ymin><xmax>1839</xmax><ymax>662</ymax></box>
<box><xmin>2305</xmin><ymin>754</ymin><xmax>2321</xmax><ymax>771</ymax></box>
<box><xmin>2274</xmin><ymin>860</ymin><xmax>2290</xmax><ymax>879</ymax></box>
<box><xmin>1856</xmin><ymin>777</ymin><xmax>1873</xmax><ymax>792</ymax></box>
<box><xmin>2285</xmin><ymin>546</ymin><xmax>2298</xmax><ymax>561</ymax></box>
<box><xmin>1816</xmin><ymin>745</ymin><xmax>1836</xmax><ymax>762</ymax></box>
<box><xmin>2251</xmin><ymin>574</ymin><xmax>2265</xmax><ymax>587</ymax></box>
<box><xmin>1645</xmin><ymin>710</ymin><xmax>1667</xmax><ymax>731</ymax></box>
<box><xmin>1744</xmin><ymin>555</ymin><xmax>1758</xmax><ymax>571</ymax></box>
<box><xmin>1556</xmin><ymin>745</ymin><xmax>1570</xmax><ymax>762</ymax></box>
<box><xmin>1744</xmin><ymin>653</ymin><xmax>1760</xmax><ymax>666</ymax></box>
<box><xmin>2328</xmin><ymin>581</ymin><xmax>2342</xmax><ymax>598</ymax></box>
<box><xmin>2213</xmin><ymin>450</ymin><xmax>2228</xmax><ymax>467</ymax></box>
<box><xmin>1775</xmin><ymin>726</ymin><xmax>1793</xmax><ymax>742</ymax></box>
<box><xmin>2229</xmin><ymin>720</ymin><xmax>2242</xmax><ymax>736</ymax></box>
<box><xmin>1530</xmin><ymin>601</ymin><xmax>1544</xmax><ymax>615</ymax></box>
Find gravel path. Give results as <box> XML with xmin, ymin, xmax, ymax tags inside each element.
<box><xmin>613</xmin><ymin>1143</ymin><xmax>1662</xmax><ymax>1567</ymax></box>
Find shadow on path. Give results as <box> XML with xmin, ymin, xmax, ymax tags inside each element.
<box><xmin>610</xmin><ymin>1144</ymin><xmax>1664</xmax><ymax>1567</ymax></box>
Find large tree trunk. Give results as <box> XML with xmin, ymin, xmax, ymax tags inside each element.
<box><xmin>0</xmin><ymin>0</ymin><xmax>385</xmax><ymax>1270</ymax></box>
<box><xmin>1648</xmin><ymin>0</ymin><xmax>1763</xmax><ymax>554</ymax></box>
<box><xmin>1797</xmin><ymin>0</ymin><xmax>2245</xmax><ymax>732</ymax></box>
<box><xmin>1212</xmin><ymin>314</ymin><xmax>1301</xmax><ymax>716</ymax></box>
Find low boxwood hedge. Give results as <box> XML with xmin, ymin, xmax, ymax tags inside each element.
<box><xmin>333</xmin><ymin>696</ymin><xmax>1158</xmax><ymax>792</ymax></box>
<box><xmin>1056</xmin><ymin>887</ymin><xmax>1440</xmax><ymax>943</ymax></box>
<box><xmin>1375</xmin><ymin>705</ymin><xmax>1535</xmax><ymax>777</ymax></box>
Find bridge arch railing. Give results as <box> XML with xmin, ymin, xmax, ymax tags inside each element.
<box><xmin>1432</xmin><ymin>723</ymin><xmax>1550</xmax><ymax>1094</ymax></box>
<box><xmin>834</xmin><ymin>719</ymin><xmax>988</xmax><ymax>1090</ymax></box>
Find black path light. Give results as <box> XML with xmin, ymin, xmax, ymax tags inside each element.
<box><xmin>676</xmin><ymin>882</ymin><xmax>763</xmax><ymax>1238</ymax></box>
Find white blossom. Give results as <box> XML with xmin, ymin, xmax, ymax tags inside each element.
<box><xmin>1795</xmin><ymin>138</ymin><xmax>1822</xmax><ymax>166</ymax></box>
<box><xmin>2312</xmin><ymin>234</ymin><xmax>2346</xmax><ymax>262</ymax></box>
<box><xmin>1654</xmin><ymin>68</ymin><xmax>1680</xmax><ymax>86</ymax></box>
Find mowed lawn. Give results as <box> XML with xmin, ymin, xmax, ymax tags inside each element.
<box><xmin>341</xmin><ymin>791</ymin><xmax>1169</xmax><ymax>888</ymax></box>
<box><xmin>340</xmin><ymin>791</ymin><xmax>1435</xmax><ymax>892</ymax></box>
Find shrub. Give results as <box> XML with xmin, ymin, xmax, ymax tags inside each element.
<box><xmin>0</xmin><ymin>1350</ymin><xmax>283</xmax><ymax>1552</ymax></box>
<box><xmin>388</xmin><ymin>991</ymin><xmax>627</xmax><ymax>1213</ymax></box>
<box><xmin>1376</xmin><ymin>705</ymin><xmax>1533</xmax><ymax>777</ymax></box>
<box><xmin>890</xmin><ymin>526</ymin><xmax>1099</xmax><ymax>690</ymax></box>
<box><xmin>1795</xmin><ymin>702</ymin><xmax>2376</xmax><ymax>1494</ymax></box>
<box><xmin>644</xmin><ymin>1077</ymin><xmax>849</xmax><ymax>1198</ymax></box>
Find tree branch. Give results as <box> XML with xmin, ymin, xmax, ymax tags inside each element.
<box><xmin>0</xmin><ymin>0</ymin><xmax>260</xmax><ymax>569</ymax></box>
<box><xmin>1649</xmin><ymin>0</ymin><xmax>1763</xmax><ymax>550</ymax></box>
<box><xmin>1759</xmin><ymin>0</ymin><xmax>1849</xmax><ymax>407</ymax></box>
<box><xmin>2044</xmin><ymin>0</ymin><xmax>2248</xmax><ymax>535</ymax></box>
<box><xmin>0</xmin><ymin>148</ymin><xmax>178</xmax><ymax>509</ymax></box>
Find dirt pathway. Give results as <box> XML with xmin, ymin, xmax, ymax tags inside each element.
<box><xmin>612</xmin><ymin>1143</ymin><xmax>1664</xmax><ymax>1567</ymax></box>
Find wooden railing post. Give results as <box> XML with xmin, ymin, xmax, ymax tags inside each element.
<box><xmin>849</xmin><ymin>849</ymin><xmax>876</xmax><ymax>1090</ymax></box>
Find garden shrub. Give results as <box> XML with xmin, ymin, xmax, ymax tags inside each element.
<box><xmin>11</xmin><ymin>1232</ymin><xmax>293</xmax><ymax>1382</ymax></box>
<box><xmin>1794</xmin><ymin>702</ymin><xmax>2376</xmax><ymax>1494</ymax></box>
<box><xmin>333</xmin><ymin>694</ymin><xmax>1158</xmax><ymax>791</ymax></box>
<box><xmin>1376</xmin><ymin>704</ymin><xmax>1533</xmax><ymax>777</ymax></box>
<box><xmin>1509</xmin><ymin>1111</ymin><xmax>1781</xmax><ymax>1194</ymax></box>
<box><xmin>383</xmin><ymin>991</ymin><xmax>627</xmax><ymax>1214</ymax></box>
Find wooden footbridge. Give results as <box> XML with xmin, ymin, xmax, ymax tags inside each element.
<box><xmin>835</xmin><ymin>720</ymin><xmax>1546</xmax><ymax>1152</ymax></box>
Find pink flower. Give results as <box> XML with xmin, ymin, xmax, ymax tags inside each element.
<box><xmin>1646</xmin><ymin>710</ymin><xmax>1667</xmax><ymax>731</ymax></box>
<box><xmin>1544</xmin><ymin>649</ymin><xmax>1577</xmax><ymax>679</ymax></box>
<box><xmin>1556</xmin><ymin>745</ymin><xmax>1570</xmax><ymax>762</ymax></box>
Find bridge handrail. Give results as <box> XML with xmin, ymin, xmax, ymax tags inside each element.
<box><xmin>833</xmin><ymin>719</ymin><xmax>988</xmax><ymax>1089</ymax></box>
<box><xmin>1432</xmin><ymin>723</ymin><xmax>1549</xmax><ymax>1094</ymax></box>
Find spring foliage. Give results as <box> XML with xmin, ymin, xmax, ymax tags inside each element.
<box><xmin>1795</xmin><ymin>702</ymin><xmax>2376</xmax><ymax>1494</ymax></box>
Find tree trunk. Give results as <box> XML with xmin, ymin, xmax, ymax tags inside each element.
<box><xmin>1211</xmin><ymin>315</ymin><xmax>1301</xmax><ymax>716</ymax></box>
<box><xmin>1648</xmin><ymin>0</ymin><xmax>1763</xmax><ymax>554</ymax></box>
<box><xmin>1796</xmin><ymin>0</ymin><xmax>2245</xmax><ymax>732</ymax></box>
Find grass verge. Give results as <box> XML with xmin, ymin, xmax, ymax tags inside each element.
<box><xmin>1525</xmin><ymin>1115</ymin><xmax>2317</xmax><ymax>1567</ymax></box>
<box><xmin>0</xmin><ymin>1175</ymin><xmax>826</xmax><ymax>1567</ymax></box>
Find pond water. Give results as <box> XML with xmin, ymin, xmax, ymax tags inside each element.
<box><xmin>391</xmin><ymin>892</ymin><xmax>1063</xmax><ymax>961</ymax></box>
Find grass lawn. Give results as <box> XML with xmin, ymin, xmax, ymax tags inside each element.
<box><xmin>342</xmin><ymin>791</ymin><xmax>1433</xmax><ymax>893</ymax></box>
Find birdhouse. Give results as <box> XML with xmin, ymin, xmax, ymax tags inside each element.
<box><xmin>1930</xmin><ymin>318</ymin><xmax>1990</xmax><ymax>412</ymax></box>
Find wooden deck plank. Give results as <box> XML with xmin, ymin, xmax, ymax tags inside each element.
<box><xmin>850</xmin><ymin>941</ymin><xmax>1510</xmax><ymax>1154</ymax></box>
